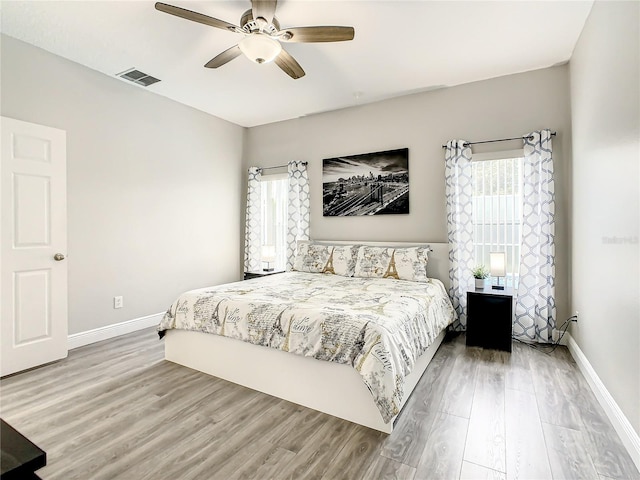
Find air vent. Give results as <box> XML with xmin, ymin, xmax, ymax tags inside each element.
<box><xmin>116</xmin><ymin>68</ymin><xmax>161</xmax><ymax>87</ymax></box>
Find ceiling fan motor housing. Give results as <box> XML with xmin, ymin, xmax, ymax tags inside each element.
<box><xmin>240</xmin><ymin>9</ymin><xmax>280</xmax><ymax>34</ymax></box>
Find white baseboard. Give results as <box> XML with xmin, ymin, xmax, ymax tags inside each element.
<box><xmin>566</xmin><ymin>333</ymin><xmax>640</xmax><ymax>471</ymax></box>
<box><xmin>68</xmin><ymin>312</ymin><xmax>163</xmax><ymax>350</ymax></box>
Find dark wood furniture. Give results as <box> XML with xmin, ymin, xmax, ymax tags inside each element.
<box><xmin>1</xmin><ymin>418</ymin><xmax>46</xmax><ymax>480</ymax></box>
<box><xmin>243</xmin><ymin>270</ymin><xmax>284</xmax><ymax>281</ymax></box>
<box><xmin>466</xmin><ymin>287</ymin><xmax>514</xmax><ymax>352</ymax></box>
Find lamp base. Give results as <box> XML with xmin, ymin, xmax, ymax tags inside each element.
<box><xmin>492</xmin><ymin>285</ymin><xmax>505</xmax><ymax>290</ymax></box>
<box><xmin>263</xmin><ymin>267</ymin><xmax>274</xmax><ymax>272</ymax></box>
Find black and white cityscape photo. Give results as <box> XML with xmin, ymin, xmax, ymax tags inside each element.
<box><xmin>323</xmin><ymin>148</ymin><xmax>409</xmax><ymax>216</ymax></box>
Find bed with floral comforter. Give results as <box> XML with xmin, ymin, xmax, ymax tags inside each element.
<box><xmin>158</xmin><ymin>271</ymin><xmax>456</xmax><ymax>423</ymax></box>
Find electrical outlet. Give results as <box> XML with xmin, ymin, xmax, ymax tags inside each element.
<box><xmin>574</xmin><ymin>311</ymin><xmax>579</xmax><ymax>321</ymax></box>
<box><xmin>114</xmin><ymin>296</ymin><xmax>123</xmax><ymax>309</ymax></box>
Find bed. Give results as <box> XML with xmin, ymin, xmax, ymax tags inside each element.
<box><xmin>158</xmin><ymin>241</ymin><xmax>455</xmax><ymax>433</ymax></box>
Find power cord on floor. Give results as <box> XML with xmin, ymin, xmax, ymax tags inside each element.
<box><xmin>512</xmin><ymin>315</ymin><xmax>578</xmax><ymax>354</ymax></box>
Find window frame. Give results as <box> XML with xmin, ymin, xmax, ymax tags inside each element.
<box><xmin>471</xmin><ymin>148</ymin><xmax>524</xmax><ymax>289</ymax></box>
<box><xmin>259</xmin><ymin>172</ymin><xmax>288</xmax><ymax>272</ymax></box>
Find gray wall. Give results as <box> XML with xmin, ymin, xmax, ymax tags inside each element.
<box><xmin>569</xmin><ymin>1</ymin><xmax>639</xmax><ymax>433</ymax></box>
<box><xmin>245</xmin><ymin>66</ymin><xmax>573</xmax><ymax>323</ymax></box>
<box><xmin>1</xmin><ymin>35</ymin><xmax>245</xmax><ymax>335</ymax></box>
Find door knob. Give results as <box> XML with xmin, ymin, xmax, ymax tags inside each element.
<box><xmin>53</xmin><ymin>253</ymin><xmax>65</xmax><ymax>261</ymax></box>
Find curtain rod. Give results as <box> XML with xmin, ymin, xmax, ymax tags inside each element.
<box><xmin>248</xmin><ymin>161</ymin><xmax>308</xmax><ymax>172</ymax></box>
<box><xmin>441</xmin><ymin>132</ymin><xmax>556</xmax><ymax>149</ymax></box>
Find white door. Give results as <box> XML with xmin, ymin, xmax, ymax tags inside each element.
<box><xmin>1</xmin><ymin>116</ymin><xmax>68</xmax><ymax>376</ymax></box>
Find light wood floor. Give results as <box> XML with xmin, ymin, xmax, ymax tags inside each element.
<box><xmin>1</xmin><ymin>328</ymin><xmax>638</xmax><ymax>480</ymax></box>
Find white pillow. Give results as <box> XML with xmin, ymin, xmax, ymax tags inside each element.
<box><xmin>327</xmin><ymin>245</ymin><xmax>359</xmax><ymax>277</ymax></box>
<box><xmin>354</xmin><ymin>246</ymin><xmax>429</xmax><ymax>282</ymax></box>
<box><xmin>293</xmin><ymin>243</ymin><xmax>359</xmax><ymax>277</ymax></box>
<box><xmin>293</xmin><ymin>243</ymin><xmax>330</xmax><ymax>273</ymax></box>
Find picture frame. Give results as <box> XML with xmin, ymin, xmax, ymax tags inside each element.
<box><xmin>322</xmin><ymin>148</ymin><xmax>409</xmax><ymax>216</ymax></box>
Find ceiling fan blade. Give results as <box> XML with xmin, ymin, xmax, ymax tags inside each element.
<box><xmin>204</xmin><ymin>45</ymin><xmax>242</xmax><ymax>69</ymax></box>
<box><xmin>274</xmin><ymin>49</ymin><xmax>305</xmax><ymax>79</ymax></box>
<box><xmin>279</xmin><ymin>26</ymin><xmax>355</xmax><ymax>43</ymax></box>
<box><xmin>251</xmin><ymin>0</ymin><xmax>277</xmax><ymax>24</ymax></box>
<box><xmin>155</xmin><ymin>2</ymin><xmax>240</xmax><ymax>32</ymax></box>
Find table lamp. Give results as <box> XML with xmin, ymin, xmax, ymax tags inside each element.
<box><xmin>262</xmin><ymin>245</ymin><xmax>276</xmax><ymax>272</ymax></box>
<box><xmin>490</xmin><ymin>252</ymin><xmax>506</xmax><ymax>290</ymax></box>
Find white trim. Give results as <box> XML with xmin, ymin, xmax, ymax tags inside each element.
<box><xmin>566</xmin><ymin>333</ymin><xmax>640</xmax><ymax>471</ymax></box>
<box><xmin>68</xmin><ymin>312</ymin><xmax>163</xmax><ymax>350</ymax></box>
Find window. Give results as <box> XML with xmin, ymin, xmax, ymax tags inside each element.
<box><xmin>472</xmin><ymin>150</ymin><xmax>524</xmax><ymax>288</ymax></box>
<box><xmin>260</xmin><ymin>174</ymin><xmax>288</xmax><ymax>271</ymax></box>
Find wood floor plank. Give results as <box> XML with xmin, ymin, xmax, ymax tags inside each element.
<box><xmin>93</xmin><ymin>385</ymin><xmax>277</xmax><ymax>480</ymax></box>
<box><xmin>227</xmin><ymin>444</ymin><xmax>296</xmax><ymax>480</ymax></box>
<box><xmin>104</xmin><ymin>418</ymin><xmax>223</xmax><ymax>480</ymax></box>
<box><xmin>414</xmin><ymin>412</ymin><xmax>468</xmax><ymax>480</ymax></box>
<box><xmin>278</xmin><ymin>415</ymin><xmax>356</xmax><ymax>480</ymax></box>
<box><xmin>463</xmin><ymin>349</ymin><xmax>507</xmax><ymax>473</ymax></box>
<box><xmin>179</xmin><ymin>400</ymin><xmax>303</xmax><ymax>480</ymax></box>
<box><xmin>505</xmin><ymin>342</ymin><xmax>535</xmax><ymax>394</ymax></box>
<box><xmin>379</xmin><ymin>339</ymin><xmax>457</xmax><ymax>467</ymax></box>
<box><xmin>43</xmin><ymin>373</ymin><xmax>227</xmax><ymax>480</ymax></box>
<box><xmin>440</xmin><ymin>345</ymin><xmax>482</xmax><ymax>418</ymax></box>
<box><xmin>1</xmin><ymin>331</ymin><xmax>162</xmax><ymax>403</ymax></box>
<box><xmin>505</xmin><ymin>388</ymin><xmax>552</xmax><ymax>480</ymax></box>
<box><xmin>320</xmin><ymin>425</ymin><xmax>386</xmax><ymax>480</ymax></box>
<box><xmin>3</xmin><ymin>361</ymin><xmax>183</xmax><ymax>439</ymax></box>
<box><xmin>542</xmin><ymin>422</ymin><xmax>600</xmax><ymax>480</ymax></box>
<box><xmin>570</xmin><ymin>380</ymin><xmax>640</xmax><ymax>479</ymax></box>
<box><xmin>207</xmin><ymin>440</ymin><xmax>293</xmax><ymax>480</ymax></box>
<box><xmin>460</xmin><ymin>461</ymin><xmax>506</xmax><ymax>480</ymax></box>
<box><xmin>135</xmin><ymin>394</ymin><xmax>283</xmax><ymax>480</ymax></box>
<box><xmin>362</xmin><ymin>455</ymin><xmax>416</xmax><ymax>480</ymax></box>
<box><xmin>262</xmin><ymin>404</ymin><xmax>326</xmax><ymax>453</ymax></box>
<box><xmin>548</xmin><ymin>346</ymin><xmax>578</xmax><ymax>372</ymax></box>
<box><xmin>530</xmin><ymin>351</ymin><xmax>583</xmax><ymax>431</ymax></box>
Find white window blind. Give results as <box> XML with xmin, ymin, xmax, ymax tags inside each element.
<box><xmin>472</xmin><ymin>152</ymin><xmax>524</xmax><ymax>288</ymax></box>
<box><xmin>260</xmin><ymin>174</ymin><xmax>288</xmax><ymax>271</ymax></box>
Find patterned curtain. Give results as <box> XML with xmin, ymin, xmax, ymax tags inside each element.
<box><xmin>286</xmin><ymin>161</ymin><xmax>310</xmax><ymax>270</ymax></box>
<box><xmin>244</xmin><ymin>167</ymin><xmax>262</xmax><ymax>273</ymax></box>
<box><xmin>444</xmin><ymin>140</ymin><xmax>474</xmax><ymax>330</ymax></box>
<box><xmin>514</xmin><ymin>129</ymin><xmax>556</xmax><ymax>342</ymax></box>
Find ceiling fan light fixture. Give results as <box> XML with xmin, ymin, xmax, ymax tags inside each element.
<box><xmin>239</xmin><ymin>33</ymin><xmax>282</xmax><ymax>64</ymax></box>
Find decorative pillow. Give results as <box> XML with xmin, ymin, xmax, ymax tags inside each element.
<box><xmin>293</xmin><ymin>242</ymin><xmax>359</xmax><ymax>276</ymax></box>
<box><xmin>293</xmin><ymin>243</ymin><xmax>331</xmax><ymax>273</ymax></box>
<box><xmin>325</xmin><ymin>245</ymin><xmax>359</xmax><ymax>277</ymax></box>
<box><xmin>354</xmin><ymin>246</ymin><xmax>429</xmax><ymax>282</ymax></box>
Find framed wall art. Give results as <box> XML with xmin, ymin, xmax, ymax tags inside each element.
<box><xmin>323</xmin><ymin>148</ymin><xmax>409</xmax><ymax>216</ymax></box>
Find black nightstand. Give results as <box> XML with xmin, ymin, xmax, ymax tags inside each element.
<box><xmin>243</xmin><ymin>270</ymin><xmax>284</xmax><ymax>281</ymax></box>
<box><xmin>1</xmin><ymin>418</ymin><xmax>46</xmax><ymax>479</ymax></box>
<box><xmin>466</xmin><ymin>287</ymin><xmax>513</xmax><ymax>352</ymax></box>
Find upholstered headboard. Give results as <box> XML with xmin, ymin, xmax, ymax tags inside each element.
<box><xmin>310</xmin><ymin>240</ymin><xmax>450</xmax><ymax>292</ymax></box>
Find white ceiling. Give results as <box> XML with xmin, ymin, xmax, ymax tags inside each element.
<box><xmin>1</xmin><ymin>0</ymin><xmax>593</xmax><ymax>127</ymax></box>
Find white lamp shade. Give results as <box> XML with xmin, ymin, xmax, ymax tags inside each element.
<box><xmin>239</xmin><ymin>34</ymin><xmax>282</xmax><ymax>64</ymax></box>
<box><xmin>262</xmin><ymin>245</ymin><xmax>276</xmax><ymax>262</ymax></box>
<box><xmin>490</xmin><ymin>252</ymin><xmax>506</xmax><ymax>277</ymax></box>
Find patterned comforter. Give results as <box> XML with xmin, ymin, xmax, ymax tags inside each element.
<box><xmin>158</xmin><ymin>272</ymin><xmax>456</xmax><ymax>423</ymax></box>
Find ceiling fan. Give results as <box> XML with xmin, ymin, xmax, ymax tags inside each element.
<box><xmin>155</xmin><ymin>0</ymin><xmax>355</xmax><ymax>79</ymax></box>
